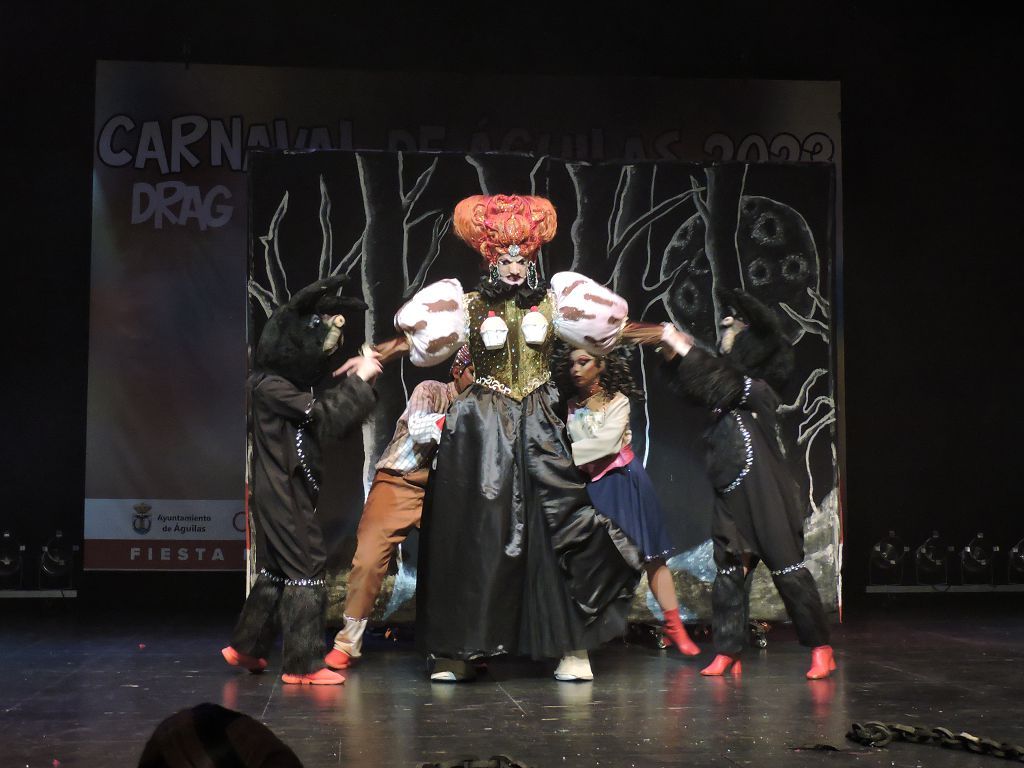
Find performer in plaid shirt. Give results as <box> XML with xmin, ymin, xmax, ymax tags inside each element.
<box><xmin>325</xmin><ymin>345</ymin><xmax>475</xmax><ymax>669</ymax></box>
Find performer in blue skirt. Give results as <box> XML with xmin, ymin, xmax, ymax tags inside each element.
<box><xmin>556</xmin><ymin>345</ymin><xmax>700</xmax><ymax>658</ymax></box>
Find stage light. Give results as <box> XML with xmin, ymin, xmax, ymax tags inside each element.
<box><xmin>1009</xmin><ymin>538</ymin><xmax>1024</xmax><ymax>584</ymax></box>
<box><xmin>914</xmin><ymin>531</ymin><xmax>948</xmax><ymax>585</ymax></box>
<box><xmin>0</xmin><ymin>531</ymin><xmax>25</xmax><ymax>588</ymax></box>
<box><xmin>961</xmin><ymin>532</ymin><xmax>995</xmax><ymax>585</ymax></box>
<box><xmin>39</xmin><ymin>530</ymin><xmax>77</xmax><ymax>588</ymax></box>
<box><xmin>869</xmin><ymin>530</ymin><xmax>906</xmax><ymax>585</ymax></box>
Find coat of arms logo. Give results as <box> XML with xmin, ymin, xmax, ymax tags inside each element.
<box><xmin>132</xmin><ymin>502</ymin><xmax>153</xmax><ymax>535</ymax></box>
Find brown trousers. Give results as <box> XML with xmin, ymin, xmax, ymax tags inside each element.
<box><xmin>343</xmin><ymin>467</ymin><xmax>429</xmax><ymax>619</ymax></box>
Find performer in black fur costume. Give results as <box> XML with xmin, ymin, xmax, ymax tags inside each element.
<box><xmin>222</xmin><ymin>275</ymin><xmax>382</xmax><ymax>685</ymax></box>
<box><xmin>659</xmin><ymin>290</ymin><xmax>835</xmax><ymax>680</ymax></box>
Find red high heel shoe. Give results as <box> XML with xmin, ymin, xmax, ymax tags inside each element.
<box><xmin>806</xmin><ymin>645</ymin><xmax>836</xmax><ymax>679</ymax></box>
<box><xmin>663</xmin><ymin>612</ymin><xmax>701</xmax><ymax>656</ymax></box>
<box><xmin>221</xmin><ymin>646</ymin><xmax>268</xmax><ymax>673</ymax></box>
<box><xmin>700</xmin><ymin>654</ymin><xmax>742</xmax><ymax>676</ymax></box>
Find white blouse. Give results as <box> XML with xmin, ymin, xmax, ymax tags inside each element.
<box><xmin>567</xmin><ymin>392</ymin><xmax>632</xmax><ymax>467</ymax></box>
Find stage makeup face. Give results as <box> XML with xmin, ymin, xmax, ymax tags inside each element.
<box><xmin>569</xmin><ymin>348</ymin><xmax>604</xmax><ymax>395</ymax></box>
<box><xmin>455</xmin><ymin>363</ymin><xmax>476</xmax><ymax>394</ymax></box>
<box><xmin>495</xmin><ymin>252</ymin><xmax>528</xmax><ymax>286</ymax></box>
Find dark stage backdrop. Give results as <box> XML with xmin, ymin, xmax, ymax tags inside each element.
<box><xmin>248</xmin><ymin>151</ymin><xmax>839</xmax><ymax>623</ymax></box>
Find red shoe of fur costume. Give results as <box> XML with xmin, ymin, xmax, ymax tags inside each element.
<box><xmin>806</xmin><ymin>645</ymin><xmax>837</xmax><ymax>679</ymax></box>
<box><xmin>221</xmin><ymin>646</ymin><xmax>268</xmax><ymax>673</ymax></box>
<box><xmin>700</xmin><ymin>654</ymin><xmax>742</xmax><ymax>676</ymax></box>
<box><xmin>281</xmin><ymin>668</ymin><xmax>345</xmax><ymax>685</ymax></box>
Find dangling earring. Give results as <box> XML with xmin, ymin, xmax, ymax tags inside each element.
<box><xmin>489</xmin><ymin>264</ymin><xmax>499</xmax><ymax>283</ymax></box>
<box><xmin>527</xmin><ymin>262</ymin><xmax>538</xmax><ymax>290</ymax></box>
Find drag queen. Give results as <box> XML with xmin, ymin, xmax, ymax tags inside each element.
<box><xmin>556</xmin><ymin>345</ymin><xmax>700</xmax><ymax>657</ymax></box>
<box><xmin>385</xmin><ymin>194</ymin><xmax>643</xmax><ymax>681</ymax></box>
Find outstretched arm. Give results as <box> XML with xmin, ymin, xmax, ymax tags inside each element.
<box><xmin>369</xmin><ymin>336</ymin><xmax>411</xmax><ymax>366</ymax></box>
<box><xmin>332</xmin><ymin>351</ymin><xmax>382</xmax><ymax>380</ymax></box>
<box><xmin>619</xmin><ymin>320</ymin><xmax>666</xmax><ymax>346</ymax></box>
<box><xmin>251</xmin><ymin>372</ymin><xmax>376</xmax><ymax>442</ymax></box>
<box><xmin>659</xmin><ymin>325</ymin><xmax>746</xmax><ymax>411</ymax></box>
<box><xmin>316</xmin><ymin>353</ymin><xmax>382</xmax><ymax>440</ymax></box>
<box><xmin>311</xmin><ymin>376</ymin><xmax>378</xmax><ymax>442</ymax></box>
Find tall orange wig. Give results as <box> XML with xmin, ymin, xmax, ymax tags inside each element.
<box><xmin>453</xmin><ymin>194</ymin><xmax>557</xmax><ymax>264</ymax></box>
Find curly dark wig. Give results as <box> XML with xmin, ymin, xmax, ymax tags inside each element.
<box><xmin>551</xmin><ymin>341</ymin><xmax>646</xmax><ymax>402</ymax></box>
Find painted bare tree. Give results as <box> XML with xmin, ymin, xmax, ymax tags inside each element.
<box><xmin>351</xmin><ymin>152</ymin><xmax>450</xmax><ymax>491</ymax></box>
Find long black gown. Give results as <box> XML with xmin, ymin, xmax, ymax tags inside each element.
<box><xmin>416</xmin><ymin>288</ymin><xmax>642</xmax><ymax>661</ymax></box>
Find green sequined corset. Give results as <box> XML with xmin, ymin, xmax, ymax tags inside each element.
<box><xmin>466</xmin><ymin>291</ymin><xmax>554</xmax><ymax>401</ymax></box>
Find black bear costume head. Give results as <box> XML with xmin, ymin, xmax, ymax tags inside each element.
<box><xmin>719</xmin><ymin>289</ymin><xmax>794</xmax><ymax>390</ymax></box>
<box><xmin>255</xmin><ymin>275</ymin><xmax>367</xmax><ymax>388</ymax></box>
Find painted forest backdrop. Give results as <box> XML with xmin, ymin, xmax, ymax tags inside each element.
<box><xmin>248</xmin><ymin>151</ymin><xmax>840</xmax><ymax>625</ymax></box>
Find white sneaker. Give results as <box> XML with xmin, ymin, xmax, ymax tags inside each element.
<box><xmin>554</xmin><ymin>650</ymin><xmax>593</xmax><ymax>681</ymax></box>
<box><xmin>429</xmin><ymin>657</ymin><xmax>474</xmax><ymax>682</ymax></box>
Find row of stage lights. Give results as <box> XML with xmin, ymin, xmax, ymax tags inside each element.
<box><xmin>10</xmin><ymin>527</ymin><xmax>1023</xmax><ymax>591</ymax></box>
<box><xmin>870</xmin><ymin>530</ymin><xmax>1024</xmax><ymax>586</ymax></box>
<box><xmin>0</xmin><ymin>530</ymin><xmax>78</xmax><ymax>591</ymax></box>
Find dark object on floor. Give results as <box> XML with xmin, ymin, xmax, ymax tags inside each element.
<box><xmin>418</xmin><ymin>757</ymin><xmax>530</xmax><ymax>768</ymax></box>
<box><xmin>847</xmin><ymin>721</ymin><xmax>1024</xmax><ymax>760</ymax></box>
<box><xmin>137</xmin><ymin>703</ymin><xmax>303</xmax><ymax>768</ymax></box>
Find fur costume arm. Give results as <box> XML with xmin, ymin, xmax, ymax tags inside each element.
<box><xmin>251</xmin><ymin>374</ymin><xmax>316</xmax><ymax>420</ymax></box>
<box><xmin>660</xmin><ymin>347</ymin><xmax>747</xmax><ymax>411</ymax></box>
<box><xmin>310</xmin><ymin>376</ymin><xmax>377</xmax><ymax>443</ymax></box>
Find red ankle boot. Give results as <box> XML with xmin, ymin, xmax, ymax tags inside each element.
<box><xmin>663</xmin><ymin>612</ymin><xmax>701</xmax><ymax>656</ymax></box>
<box><xmin>700</xmin><ymin>654</ymin><xmax>741</xmax><ymax>676</ymax></box>
<box><xmin>806</xmin><ymin>645</ymin><xmax>836</xmax><ymax>679</ymax></box>
<box><xmin>221</xmin><ymin>646</ymin><xmax>268</xmax><ymax>673</ymax></box>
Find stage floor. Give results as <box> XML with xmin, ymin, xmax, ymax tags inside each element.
<box><xmin>2</xmin><ymin>603</ymin><xmax>1022</xmax><ymax>767</ymax></box>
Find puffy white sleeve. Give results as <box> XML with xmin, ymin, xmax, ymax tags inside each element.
<box><xmin>393</xmin><ymin>279</ymin><xmax>468</xmax><ymax>367</ymax></box>
<box><xmin>550</xmin><ymin>272</ymin><xmax>628</xmax><ymax>356</ymax></box>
